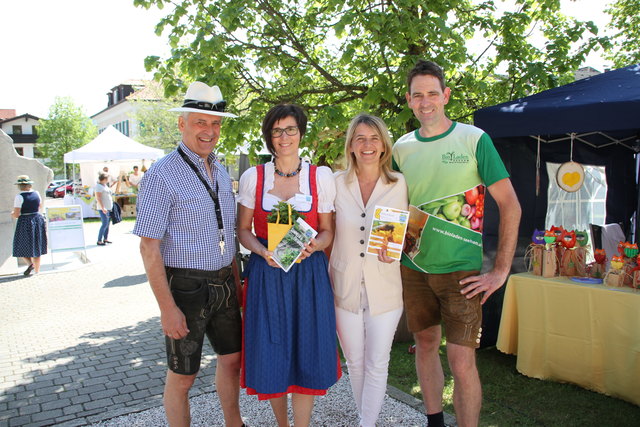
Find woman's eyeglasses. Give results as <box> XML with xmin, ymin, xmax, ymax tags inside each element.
<box><xmin>271</xmin><ymin>126</ymin><xmax>299</xmax><ymax>137</ymax></box>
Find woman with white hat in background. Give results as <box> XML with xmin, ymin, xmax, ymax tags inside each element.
<box><xmin>12</xmin><ymin>175</ymin><xmax>47</xmax><ymax>275</ymax></box>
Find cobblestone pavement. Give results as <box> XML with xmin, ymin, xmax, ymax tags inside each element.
<box><xmin>1</xmin><ymin>217</ymin><xmax>444</xmax><ymax>427</ymax></box>
<box><xmin>0</xmin><ymin>221</ymin><xmax>219</xmax><ymax>426</ymax></box>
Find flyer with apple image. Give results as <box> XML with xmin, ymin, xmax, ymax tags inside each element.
<box><xmin>271</xmin><ymin>217</ymin><xmax>318</xmax><ymax>272</ymax></box>
<box><xmin>366</xmin><ymin>206</ymin><xmax>410</xmax><ymax>260</ymax></box>
<box><xmin>403</xmin><ymin>187</ymin><xmax>484</xmax><ymax>264</ymax></box>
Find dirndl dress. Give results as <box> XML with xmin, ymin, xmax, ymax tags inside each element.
<box><xmin>13</xmin><ymin>191</ymin><xmax>48</xmax><ymax>258</ymax></box>
<box><xmin>241</xmin><ymin>164</ymin><xmax>340</xmax><ymax>400</ymax></box>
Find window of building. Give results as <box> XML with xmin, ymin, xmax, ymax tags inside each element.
<box><xmin>114</xmin><ymin>120</ymin><xmax>130</xmax><ymax>136</ymax></box>
<box><xmin>12</xmin><ymin>125</ymin><xmax>22</xmax><ymax>135</ymax></box>
<box><xmin>32</xmin><ymin>125</ymin><xmax>37</xmax><ymax>135</ymax></box>
<box><xmin>545</xmin><ymin>162</ymin><xmax>607</xmax><ymax>232</ymax></box>
<box><xmin>15</xmin><ymin>147</ymin><xmax>24</xmax><ymax>155</ymax></box>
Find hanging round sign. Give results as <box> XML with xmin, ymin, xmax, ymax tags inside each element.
<box><xmin>556</xmin><ymin>161</ymin><xmax>584</xmax><ymax>192</ymax></box>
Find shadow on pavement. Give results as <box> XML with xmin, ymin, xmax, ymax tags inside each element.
<box><xmin>0</xmin><ymin>317</ymin><xmax>217</xmax><ymax>426</ymax></box>
<box><xmin>104</xmin><ymin>274</ymin><xmax>149</xmax><ymax>288</ymax></box>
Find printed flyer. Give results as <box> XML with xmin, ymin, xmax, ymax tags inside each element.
<box><xmin>366</xmin><ymin>206</ymin><xmax>410</xmax><ymax>260</ymax></box>
<box><xmin>402</xmin><ymin>187</ymin><xmax>485</xmax><ymax>270</ymax></box>
<box><xmin>271</xmin><ymin>217</ymin><xmax>318</xmax><ymax>272</ymax></box>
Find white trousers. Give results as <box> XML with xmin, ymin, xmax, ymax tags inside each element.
<box><xmin>336</xmin><ymin>305</ymin><xmax>403</xmax><ymax>427</ymax></box>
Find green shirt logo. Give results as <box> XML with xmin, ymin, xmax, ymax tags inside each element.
<box><xmin>441</xmin><ymin>151</ymin><xmax>470</xmax><ymax>164</ymax></box>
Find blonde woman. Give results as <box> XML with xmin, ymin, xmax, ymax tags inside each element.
<box><xmin>330</xmin><ymin>114</ymin><xmax>408</xmax><ymax>427</ymax></box>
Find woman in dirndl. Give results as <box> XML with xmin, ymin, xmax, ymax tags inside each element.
<box><xmin>12</xmin><ymin>175</ymin><xmax>47</xmax><ymax>275</ymax></box>
<box><xmin>237</xmin><ymin>104</ymin><xmax>339</xmax><ymax>427</ymax></box>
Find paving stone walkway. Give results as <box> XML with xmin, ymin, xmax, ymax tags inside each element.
<box><xmin>1</xmin><ymin>219</ymin><xmax>447</xmax><ymax>427</ymax></box>
<box><xmin>0</xmin><ymin>221</ymin><xmax>222</xmax><ymax>426</ymax></box>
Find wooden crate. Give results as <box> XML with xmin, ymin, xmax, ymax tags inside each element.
<box><xmin>122</xmin><ymin>204</ymin><xmax>137</xmax><ymax>218</ymax></box>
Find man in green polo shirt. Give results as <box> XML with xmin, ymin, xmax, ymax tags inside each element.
<box><xmin>392</xmin><ymin>60</ymin><xmax>521</xmax><ymax>427</ymax></box>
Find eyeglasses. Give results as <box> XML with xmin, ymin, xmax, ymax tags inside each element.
<box><xmin>271</xmin><ymin>126</ymin><xmax>299</xmax><ymax>138</ymax></box>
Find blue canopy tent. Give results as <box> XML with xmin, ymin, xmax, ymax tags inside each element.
<box><xmin>473</xmin><ymin>64</ymin><xmax>640</xmax><ymax>347</ymax></box>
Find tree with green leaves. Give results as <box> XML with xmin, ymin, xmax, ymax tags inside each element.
<box><xmin>128</xmin><ymin>84</ymin><xmax>182</xmax><ymax>153</ymax></box>
<box><xmin>36</xmin><ymin>97</ymin><xmax>97</xmax><ymax>176</ymax></box>
<box><xmin>606</xmin><ymin>0</ymin><xmax>640</xmax><ymax>68</ymax></box>
<box><xmin>134</xmin><ymin>0</ymin><xmax>607</xmax><ymax>165</ymax></box>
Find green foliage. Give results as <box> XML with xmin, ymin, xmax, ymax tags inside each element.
<box><xmin>605</xmin><ymin>0</ymin><xmax>640</xmax><ymax>68</ymax></box>
<box><xmin>136</xmin><ymin>0</ymin><xmax>608</xmax><ymax>165</ymax></box>
<box><xmin>129</xmin><ymin>97</ymin><xmax>182</xmax><ymax>153</ymax></box>
<box><xmin>266</xmin><ymin>201</ymin><xmax>306</xmax><ymax>224</ymax></box>
<box><xmin>36</xmin><ymin>97</ymin><xmax>97</xmax><ymax>176</ymax></box>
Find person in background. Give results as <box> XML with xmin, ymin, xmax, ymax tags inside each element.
<box><xmin>102</xmin><ymin>166</ymin><xmax>116</xmax><ymax>187</ymax></box>
<box><xmin>128</xmin><ymin>165</ymin><xmax>144</xmax><ymax>192</ymax></box>
<box><xmin>134</xmin><ymin>81</ymin><xmax>244</xmax><ymax>427</ymax></box>
<box><xmin>237</xmin><ymin>104</ymin><xmax>339</xmax><ymax>427</ymax></box>
<box><xmin>12</xmin><ymin>175</ymin><xmax>47</xmax><ymax>276</ymax></box>
<box><xmin>330</xmin><ymin>114</ymin><xmax>408</xmax><ymax>427</ymax></box>
<box><xmin>392</xmin><ymin>59</ymin><xmax>521</xmax><ymax>427</ymax></box>
<box><xmin>95</xmin><ymin>172</ymin><xmax>113</xmax><ymax>246</ymax></box>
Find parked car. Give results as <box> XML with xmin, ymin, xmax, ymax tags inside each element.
<box><xmin>46</xmin><ymin>180</ymin><xmax>71</xmax><ymax>198</ymax></box>
<box><xmin>53</xmin><ymin>181</ymin><xmax>78</xmax><ymax>198</ymax></box>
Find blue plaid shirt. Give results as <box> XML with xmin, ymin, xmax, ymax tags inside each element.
<box><xmin>133</xmin><ymin>142</ymin><xmax>236</xmax><ymax>270</ymax></box>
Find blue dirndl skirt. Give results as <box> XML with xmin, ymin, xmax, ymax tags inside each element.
<box><xmin>242</xmin><ymin>238</ymin><xmax>339</xmax><ymax>396</ymax></box>
<box><xmin>13</xmin><ymin>213</ymin><xmax>48</xmax><ymax>258</ymax></box>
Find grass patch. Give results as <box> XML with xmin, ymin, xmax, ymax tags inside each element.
<box><xmin>83</xmin><ymin>217</ymin><xmax>136</xmax><ymax>223</ymax></box>
<box><xmin>388</xmin><ymin>340</ymin><xmax>640</xmax><ymax>426</ymax></box>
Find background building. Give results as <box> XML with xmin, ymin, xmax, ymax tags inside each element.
<box><xmin>0</xmin><ymin>112</ymin><xmax>41</xmax><ymax>158</ymax></box>
<box><xmin>91</xmin><ymin>80</ymin><xmax>161</xmax><ymax>137</ymax></box>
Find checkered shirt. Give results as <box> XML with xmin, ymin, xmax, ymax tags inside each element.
<box><xmin>133</xmin><ymin>142</ymin><xmax>236</xmax><ymax>270</ymax></box>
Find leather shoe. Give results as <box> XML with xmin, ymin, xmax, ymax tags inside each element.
<box><xmin>97</xmin><ymin>241</ymin><xmax>106</xmax><ymax>246</ymax></box>
<box><xmin>104</xmin><ymin>240</ymin><xmax>113</xmax><ymax>244</ymax></box>
<box><xmin>23</xmin><ymin>264</ymin><xmax>34</xmax><ymax>276</ymax></box>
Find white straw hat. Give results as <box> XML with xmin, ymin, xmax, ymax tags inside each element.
<box><xmin>169</xmin><ymin>81</ymin><xmax>238</xmax><ymax>118</ymax></box>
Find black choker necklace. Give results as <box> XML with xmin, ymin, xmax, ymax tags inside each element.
<box><xmin>274</xmin><ymin>159</ymin><xmax>303</xmax><ymax>177</ymax></box>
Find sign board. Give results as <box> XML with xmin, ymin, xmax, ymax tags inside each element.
<box><xmin>46</xmin><ymin>205</ymin><xmax>86</xmax><ymax>252</ymax></box>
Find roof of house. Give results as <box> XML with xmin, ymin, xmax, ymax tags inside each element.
<box><xmin>0</xmin><ymin>109</ymin><xmax>17</xmax><ymax>120</ymax></box>
<box><xmin>0</xmin><ymin>113</ymin><xmax>40</xmax><ymax>125</ymax></box>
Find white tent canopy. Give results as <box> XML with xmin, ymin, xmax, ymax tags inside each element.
<box><xmin>63</xmin><ymin>125</ymin><xmax>164</xmax><ymax>163</ymax></box>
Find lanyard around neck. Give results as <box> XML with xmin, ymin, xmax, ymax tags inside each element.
<box><xmin>177</xmin><ymin>147</ymin><xmax>226</xmax><ymax>255</ymax></box>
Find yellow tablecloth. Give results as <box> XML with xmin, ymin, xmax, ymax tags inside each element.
<box><xmin>497</xmin><ymin>272</ymin><xmax>640</xmax><ymax>406</ymax></box>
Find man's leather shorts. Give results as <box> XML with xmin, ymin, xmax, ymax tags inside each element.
<box><xmin>165</xmin><ymin>266</ymin><xmax>242</xmax><ymax>375</ymax></box>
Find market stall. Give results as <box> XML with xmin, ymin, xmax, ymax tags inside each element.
<box><xmin>497</xmin><ymin>273</ymin><xmax>640</xmax><ymax>406</ymax></box>
<box><xmin>62</xmin><ymin>126</ymin><xmax>164</xmax><ymax>217</ymax></box>
<box><xmin>473</xmin><ymin>64</ymin><xmax>640</xmax><ymax>347</ymax></box>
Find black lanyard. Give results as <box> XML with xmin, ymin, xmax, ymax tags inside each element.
<box><xmin>177</xmin><ymin>147</ymin><xmax>226</xmax><ymax>255</ymax></box>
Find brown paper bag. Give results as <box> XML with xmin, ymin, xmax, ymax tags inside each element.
<box><xmin>633</xmin><ymin>270</ymin><xmax>640</xmax><ymax>289</ymax></box>
<box><xmin>623</xmin><ymin>263</ymin><xmax>634</xmax><ymax>287</ymax></box>
<box><xmin>560</xmin><ymin>249</ymin><xmax>577</xmax><ymax>276</ymax></box>
<box><xmin>542</xmin><ymin>249</ymin><xmax>557</xmax><ymax>278</ymax></box>
<box><xmin>606</xmin><ymin>271</ymin><xmax>624</xmax><ymax>287</ymax></box>
<box><xmin>532</xmin><ymin>245</ymin><xmax>543</xmax><ymax>276</ymax></box>
<box><xmin>574</xmin><ymin>247</ymin><xmax>588</xmax><ymax>277</ymax></box>
<box><xmin>591</xmin><ymin>263</ymin><xmax>605</xmax><ymax>278</ymax></box>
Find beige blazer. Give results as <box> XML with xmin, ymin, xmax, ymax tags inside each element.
<box><xmin>329</xmin><ymin>170</ymin><xmax>408</xmax><ymax>316</ymax></box>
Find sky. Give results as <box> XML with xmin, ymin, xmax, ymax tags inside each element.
<box><xmin>1</xmin><ymin>0</ymin><xmax>614</xmax><ymax>119</ymax></box>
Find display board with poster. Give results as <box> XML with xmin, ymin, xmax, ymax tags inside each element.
<box><xmin>46</xmin><ymin>205</ymin><xmax>86</xmax><ymax>252</ymax></box>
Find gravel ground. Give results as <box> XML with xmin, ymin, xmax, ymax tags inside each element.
<box><xmin>92</xmin><ymin>374</ymin><xmax>428</xmax><ymax>427</ymax></box>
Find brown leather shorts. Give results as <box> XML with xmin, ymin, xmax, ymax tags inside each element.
<box><xmin>401</xmin><ymin>265</ymin><xmax>482</xmax><ymax>348</ymax></box>
<box><xmin>165</xmin><ymin>266</ymin><xmax>242</xmax><ymax>375</ymax></box>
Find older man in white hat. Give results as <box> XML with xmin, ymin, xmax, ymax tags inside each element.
<box><xmin>134</xmin><ymin>82</ymin><xmax>244</xmax><ymax>426</ymax></box>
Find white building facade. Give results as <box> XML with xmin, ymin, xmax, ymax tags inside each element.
<box><xmin>0</xmin><ymin>113</ymin><xmax>40</xmax><ymax>158</ymax></box>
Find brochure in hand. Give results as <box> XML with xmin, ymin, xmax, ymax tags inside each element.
<box><xmin>366</xmin><ymin>205</ymin><xmax>410</xmax><ymax>260</ymax></box>
<box><xmin>271</xmin><ymin>217</ymin><xmax>318</xmax><ymax>272</ymax></box>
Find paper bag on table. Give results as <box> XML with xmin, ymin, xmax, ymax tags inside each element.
<box><xmin>606</xmin><ymin>270</ymin><xmax>625</xmax><ymax>287</ymax></box>
<box><xmin>531</xmin><ymin>245</ymin><xmax>543</xmax><ymax>276</ymax></box>
<box><xmin>542</xmin><ymin>249</ymin><xmax>557</xmax><ymax>278</ymax></box>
